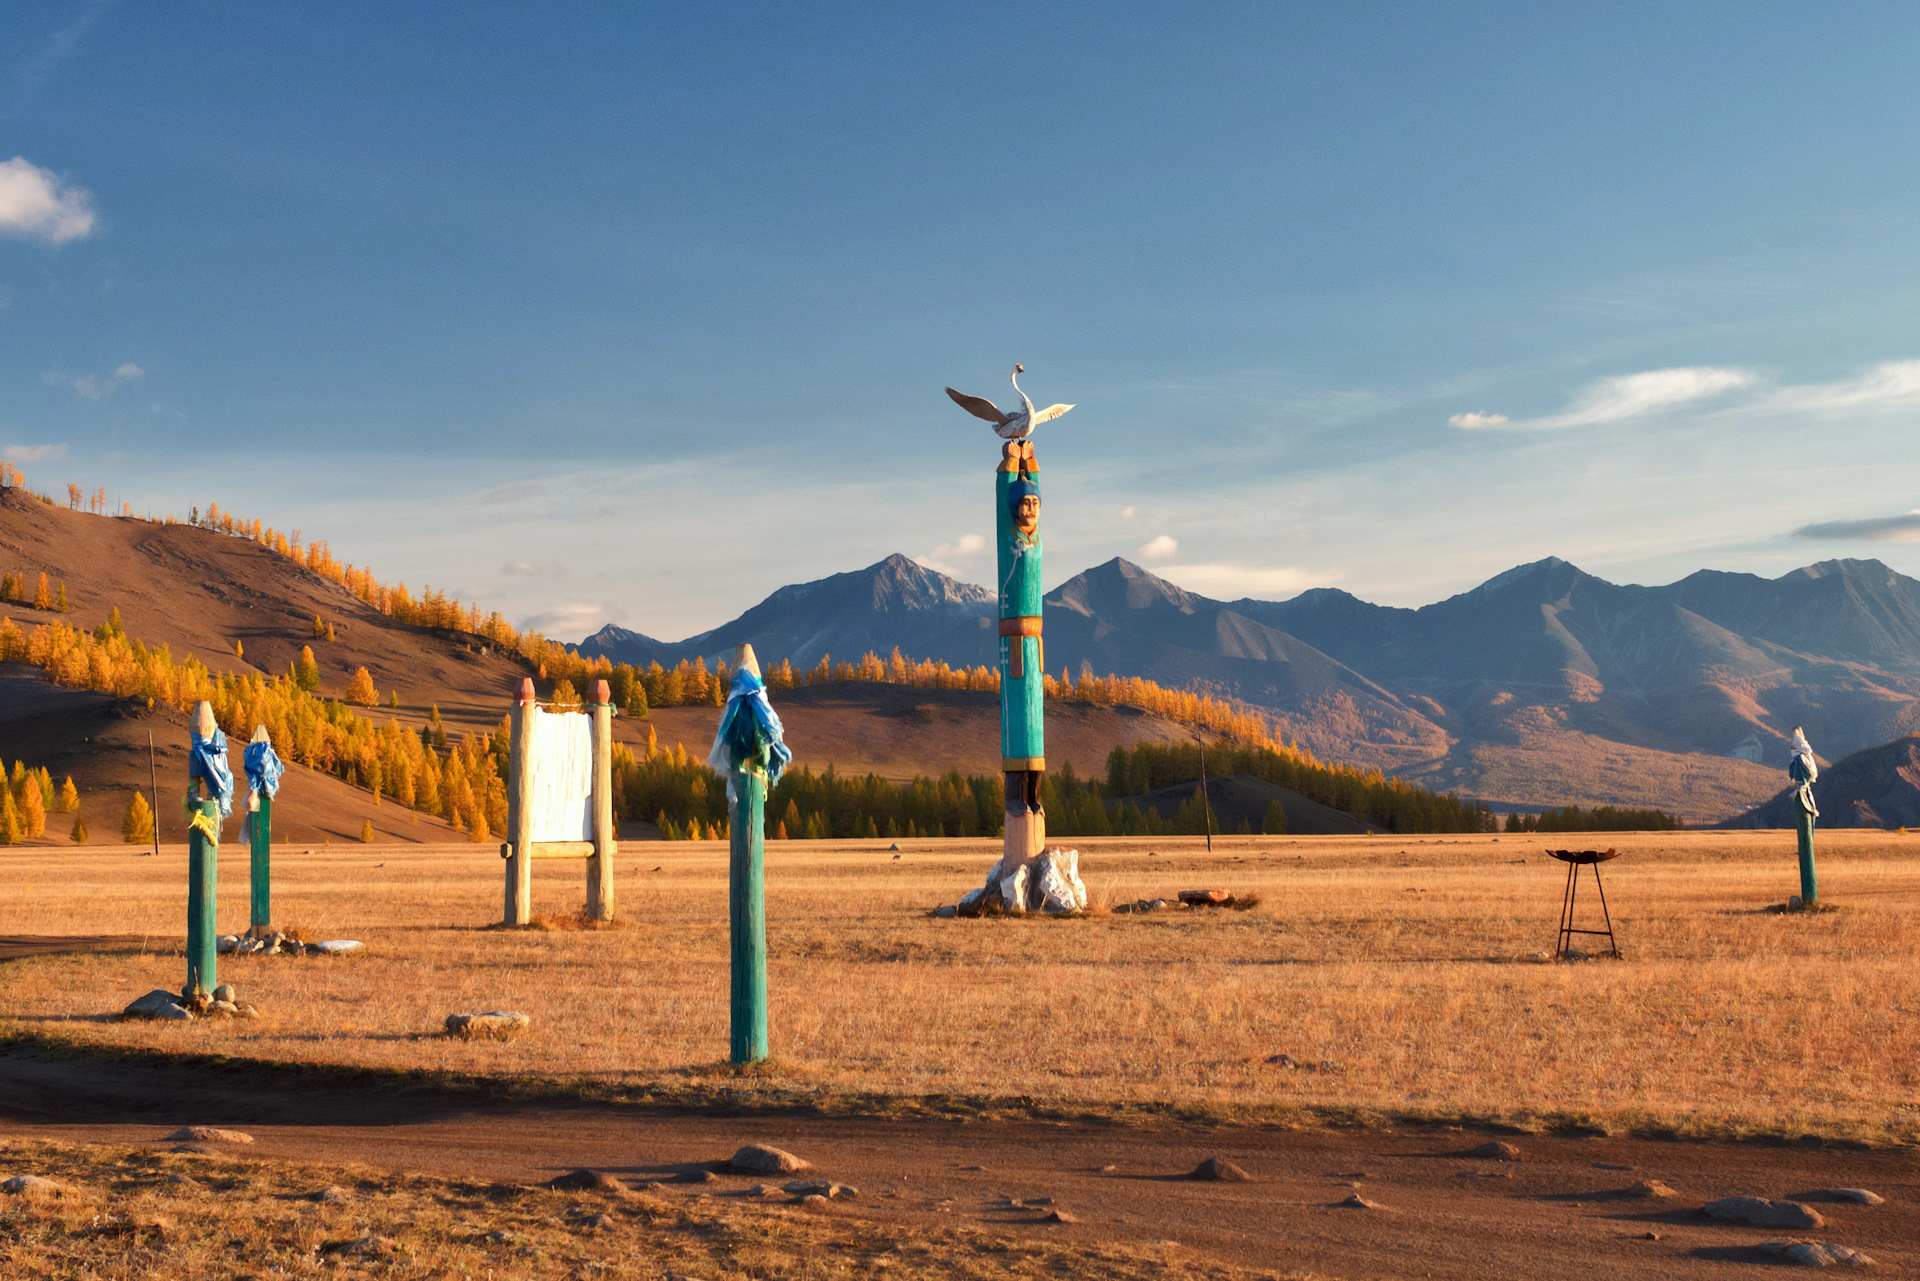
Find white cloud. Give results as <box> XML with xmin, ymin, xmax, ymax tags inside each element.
<box><xmin>1120</xmin><ymin>505</ymin><xmax>1138</xmax><ymax>519</ymax></box>
<box><xmin>1451</xmin><ymin>366</ymin><xmax>1758</xmax><ymax>430</ymax></box>
<box><xmin>1136</xmin><ymin>534</ymin><xmax>1179</xmax><ymax>561</ymax></box>
<box><xmin>518</xmin><ymin>602</ymin><xmax>621</xmax><ymax>641</ymax></box>
<box><xmin>53</xmin><ymin>362</ymin><xmax>145</xmax><ymax>400</ymax></box>
<box><xmin>1</xmin><ymin>442</ymin><xmax>66</xmax><ymax>463</ymax></box>
<box><xmin>1764</xmin><ymin>360</ymin><xmax>1920</xmax><ymax>414</ymax></box>
<box><xmin>1153</xmin><ymin>563</ymin><xmax>1341</xmax><ymax>600</ymax></box>
<box><xmin>930</xmin><ymin>532</ymin><xmax>986</xmax><ymax>559</ymax></box>
<box><xmin>502</xmin><ymin>560</ymin><xmax>567</xmax><ymax>578</ymax></box>
<box><xmin>113</xmin><ymin>362</ymin><xmax>144</xmax><ymax>380</ymax></box>
<box><xmin>1793</xmin><ymin>508</ymin><xmax>1920</xmax><ymax>543</ymax></box>
<box><xmin>0</xmin><ymin>157</ymin><xmax>96</xmax><ymax>245</ymax></box>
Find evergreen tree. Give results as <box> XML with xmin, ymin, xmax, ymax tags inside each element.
<box><xmin>122</xmin><ymin>792</ymin><xmax>154</xmax><ymax>844</ymax></box>
<box><xmin>345</xmin><ymin>666</ymin><xmax>379</xmax><ymax>707</ymax></box>
<box><xmin>388</xmin><ymin>689</ymin><xmax>400</xmax><ymax>708</ymax></box>
<box><xmin>57</xmin><ymin>776</ymin><xmax>79</xmax><ymax>813</ymax></box>
<box><xmin>70</xmin><ymin>814</ymin><xmax>86</xmax><ymax>843</ymax></box>
<box><xmin>1262</xmin><ymin>800</ymin><xmax>1288</xmax><ymax>835</ymax></box>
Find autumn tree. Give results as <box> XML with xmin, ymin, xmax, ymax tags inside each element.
<box><xmin>55</xmin><ymin>583</ymin><xmax>67</xmax><ymax>612</ymax></box>
<box><xmin>0</xmin><ymin>788</ymin><xmax>17</xmax><ymax>845</ymax></box>
<box><xmin>293</xmin><ymin>645</ymin><xmax>321</xmax><ymax>690</ymax></box>
<box><xmin>67</xmin><ymin>483</ymin><xmax>81</xmax><ymax>509</ymax></box>
<box><xmin>1263</xmin><ymin>800</ymin><xmax>1288</xmax><ymax>835</ymax></box>
<box><xmin>71</xmin><ymin>814</ymin><xmax>86</xmax><ymax>843</ymax></box>
<box><xmin>550</xmin><ymin>679</ymin><xmax>581</xmax><ymax>709</ymax></box>
<box><xmin>122</xmin><ymin>792</ymin><xmax>154</xmax><ymax>843</ymax></box>
<box><xmin>57</xmin><ymin>777</ymin><xmax>78</xmax><ymax>813</ymax></box>
<box><xmin>360</xmin><ymin>818</ymin><xmax>374</xmax><ymax>844</ymax></box>
<box><xmin>346</xmin><ymin>666</ymin><xmax>379</xmax><ymax>707</ymax></box>
<box><xmin>19</xmin><ymin>778</ymin><xmax>45</xmax><ymax>838</ymax></box>
<box><xmin>33</xmin><ymin>573</ymin><xmax>52</xmax><ymax>610</ymax></box>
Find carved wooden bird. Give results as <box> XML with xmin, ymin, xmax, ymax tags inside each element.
<box><xmin>945</xmin><ymin>364</ymin><xmax>1074</xmax><ymax>440</ymax></box>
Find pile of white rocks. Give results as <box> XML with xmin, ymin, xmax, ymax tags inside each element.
<box><xmin>122</xmin><ymin>984</ymin><xmax>260</xmax><ymax>1021</ymax></box>
<box><xmin>951</xmin><ymin>847</ymin><xmax>1088</xmax><ymax>917</ymax></box>
<box><xmin>217</xmin><ymin>933</ymin><xmax>362</xmax><ymax>957</ymax></box>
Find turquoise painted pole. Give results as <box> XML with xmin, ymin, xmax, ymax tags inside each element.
<box><xmin>729</xmin><ymin>769</ymin><xmax>768</xmax><ymax>1063</ymax></box>
<box><xmin>186</xmin><ymin>794</ymin><xmax>219</xmax><ymax>997</ymax></box>
<box><xmin>249</xmin><ymin>792</ymin><xmax>272</xmax><ymax>934</ymax></box>
<box><xmin>997</xmin><ymin>439</ymin><xmax>1046</xmax><ymax>875</ymax></box>
<box><xmin>1795</xmin><ymin>801</ymin><xmax>1818</xmax><ymax>904</ymax></box>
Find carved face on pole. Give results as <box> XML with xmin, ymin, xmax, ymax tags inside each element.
<box><xmin>1015</xmin><ymin>493</ymin><xmax>1040</xmax><ymax>536</ymax></box>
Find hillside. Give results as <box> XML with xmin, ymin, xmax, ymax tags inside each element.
<box><xmin>1725</xmin><ymin>734</ymin><xmax>1920</xmax><ymax>830</ymax></box>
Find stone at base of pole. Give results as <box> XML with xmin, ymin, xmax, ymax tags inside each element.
<box><xmin>1795</xmin><ymin>803</ymin><xmax>1818</xmax><ymax>905</ymax></box>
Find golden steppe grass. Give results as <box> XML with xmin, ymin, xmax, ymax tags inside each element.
<box><xmin>1</xmin><ymin>830</ymin><xmax>1916</xmax><ymax>1142</ymax></box>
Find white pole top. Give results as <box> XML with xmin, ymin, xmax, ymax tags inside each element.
<box><xmin>250</xmin><ymin>724</ymin><xmax>271</xmax><ymax>744</ymax></box>
<box><xmin>192</xmin><ymin>700</ymin><xmax>216</xmax><ymax>738</ymax></box>
<box><xmin>734</xmin><ymin>643</ymin><xmax>761</xmax><ymax>679</ymax></box>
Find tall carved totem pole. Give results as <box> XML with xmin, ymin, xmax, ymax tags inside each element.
<box><xmin>998</xmin><ymin>437</ymin><xmax>1046</xmax><ymax>871</ymax></box>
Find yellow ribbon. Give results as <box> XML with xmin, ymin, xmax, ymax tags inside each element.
<box><xmin>186</xmin><ymin>809</ymin><xmax>221</xmax><ymax>844</ymax></box>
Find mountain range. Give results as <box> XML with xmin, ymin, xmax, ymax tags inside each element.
<box><xmin>581</xmin><ymin>553</ymin><xmax>1920</xmax><ymax>820</ymax></box>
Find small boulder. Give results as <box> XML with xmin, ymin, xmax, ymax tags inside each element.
<box><xmin>1336</xmin><ymin>1193</ymin><xmax>1383</xmax><ymax>1209</ymax></box>
<box><xmin>1189</xmin><ymin>1158</ymin><xmax>1252</xmax><ymax>1182</ymax></box>
<box><xmin>212</xmin><ymin>984</ymin><xmax>235</xmax><ymax>1003</ymax></box>
<box><xmin>1763</xmin><ymin>1239</ymin><xmax>1875</xmax><ymax>1267</ymax></box>
<box><xmin>1631</xmin><ymin>1180</ymin><xmax>1680</xmax><ymax>1199</ymax></box>
<box><xmin>1147</xmin><ymin>898</ymin><xmax>1169</xmax><ymax>911</ymax></box>
<box><xmin>209</xmin><ymin>1000</ymin><xmax>240</xmax><ymax>1017</ymax></box>
<box><xmin>1704</xmin><ymin>1196</ymin><xmax>1825</xmax><ymax>1229</ymax></box>
<box><xmin>783</xmin><ymin>1180</ymin><xmax>858</xmax><ymax>1199</ymax></box>
<box><xmin>445</xmin><ymin>1012</ymin><xmax>530</xmax><ymax>1040</ymax></box>
<box><xmin>1</xmin><ymin>1175</ymin><xmax>63</xmax><ymax>1195</ymax></box>
<box><xmin>1826</xmin><ymin>1188</ymin><xmax>1885</xmax><ymax>1206</ymax></box>
<box><xmin>934</xmin><ymin>905</ymin><xmax>957</xmax><ymax>918</ymax></box>
<box><xmin>1040</xmin><ymin>1208</ymin><xmax>1079</xmax><ymax>1223</ymax></box>
<box><xmin>165</xmin><ymin>1174</ymin><xmax>202</xmax><ymax>1188</ymax></box>
<box><xmin>308</xmin><ymin>1186</ymin><xmax>352</xmax><ymax>1202</ymax></box>
<box><xmin>311</xmin><ymin>940</ymin><xmax>363</xmax><ymax>955</ymax></box>
<box><xmin>215</xmin><ymin>935</ymin><xmax>240</xmax><ymax>954</ymax></box>
<box><xmin>122</xmin><ymin>989</ymin><xmax>188</xmax><ymax>1020</ymax></box>
<box><xmin>1467</xmin><ymin>1141</ymin><xmax>1525</xmax><ymax>1161</ymax></box>
<box><xmin>729</xmin><ymin>1144</ymin><xmax>810</xmax><ymax>1174</ymax></box>
<box><xmin>167</xmin><ymin>1126</ymin><xmax>253</xmax><ymax>1144</ymax></box>
<box><xmin>548</xmin><ymin>1169</ymin><xmax>623</xmax><ymax>1192</ymax></box>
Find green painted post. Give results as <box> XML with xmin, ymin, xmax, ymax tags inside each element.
<box><xmin>186</xmin><ymin>795</ymin><xmax>219</xmax><ymax>997</ymax></box>
<box><xmin>729</xmin><ymin>769</ymin><xmax>768</xmax><ymax>1063</ymax></box>
<box><xmin>1795</xmin><ymin>802</ymin><xmax>1818</xmax><ymax>904</ymax></box>
<box><xmin>250</xmin><ymin>792</ymin><xmax>272</xmax><ymax>934</ymax></box>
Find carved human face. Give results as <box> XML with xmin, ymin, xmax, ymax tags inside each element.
<box><xmin>1016</xmin><ymin>494</ymin><xmax>1040</xmax><ymax>534</ymax></box>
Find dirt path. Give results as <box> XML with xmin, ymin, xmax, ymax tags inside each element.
<box><xmin>0</xmin><ymin>1051</ymin><xmax>1911</xmax><ymax>1279</ymax></box>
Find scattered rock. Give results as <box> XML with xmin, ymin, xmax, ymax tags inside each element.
<box><xmin>165</xmin><ymin>1174</ymin><xmax>202</xmax><ymax>1189</ymax></box>
<box><xmin>548</xmin><ymin>1169</ymin><xmax>623</xmax><ymax>1192</ymax></box>
<box><xmin>209</xmin><ymin>1000</ymin><xmax>240</xmax><ymax>1017</ymax></box>
<box><xmin>1097</xmin><ymin>1165</ymin><xmax>1117</xmax><ymax>1174</ymax></box>
<box><xmin>1641</xmin><ymin>1231</ymin><xmax>1661</xmax><ymax>1241</ymax></box>
<box><xmin>685</xmin><ymin>1169</ymin><xmax>720</xmax><ymax>1184</ymax></box>
<box><xmin>1527</xmin><ymin>950</ymin><xmax>1554</xmax><ymax>962</ymax></box>
<box><xmin>1761</xmin><ymin>1238</ymin><xmax>1876</xmax><ymax>1267</ymax></box>
<box><xmin>1178</xmin><ymin>889</ymin><xmax>1227</xmax><ymax>905</ymax></box>
<box><xmin>167</xmin><ymin>1127</ymin><xmax>254</xmax><ymax>1145</ymax></box>
<box><xmin>729</xmin><ymin>1144</ymin><xmax>810</xmax><ymax>1174</ymax></box>
<box><xmin>1036</xmin><ymin>848</ymin><xmax>1089</xmax><ymax>914</ymax></box>
<box><xmin>211</xmin><ymin>984</ymin><xmax>235</xmax><ymax>1003</ymax></box>
<box><xmin>445</xmin><ymin>1011</ymin><xmax>531</xmax><ymax>1040</ymax></box>
<box><xmin>577</xmin><ymin>1211</ymin><xmax>616</xmax><ymax>1230</ymax></box>
<box><xmin>1040</xmin><ymin>1208</ymin><xmax>1079</xmax><ymax>1223</ymax></box>
<box><xmin>1631</xmin><ymin>1180</ymin><xmax>1680</xmax><ymax>1199</ymax></box>
<box><xmin>1825</xmin><ymin>1188</ymin><xmax>1885</xmax><ymax>1206</ymax></box>
<box><xmin>1336</xmin><ymin>1193</ymin><xmax>1383</xmax><ymax>1209</ymax></box>
<box><xmin>1147</xmin><ymin>898</ymin><xmax>1169</xmax><ymax>911</ymax></box>
<box><xmin>322</xmin><ymin>1234</ymin><xmax>399</xmax><ymax>1258</ymax></box>
<box><xmin>798</xmin><ymin>1193</ymin><xmax>831</xmax><ymax>1208</ymax></box>
<box><xmin>1189</xmin><ymin>1158</ymin><xmax>1252</xmax><ymax>1182</ymax></box>
<box><xmin>999</xmin><ymin>863</ymin><xmax>1030</xmax><ymax>915</ymax></box>
<box><xmin>1467</xmin><ymin>1141</ymin><xmax>1525</xmax><ymax>1161</ymax></box>
<box><xmin>934</xmin><ymin>905</ymin><xmax>957</xmax><ymax>918</ymax></box>
<box><xmin>784</xmin><ymin>1180</ymin><xmax>858</xmax><ymax>1199</ymax></box>
<box><xmin>1</xmin><ymin>1175</ymin><xmax>63</xmax><ymax>1195</ymax></box>
<box><xmin>308</xmin><ymin>1186</ymin><xmax>351</xmax><ymax>1202</ymax></box>
<box><xmin>122</xmin><ymin>989</ymin><xmax>189</xmax><ymax>1020</ymax></box>
<box><xmin>485</xmin><ymin>1229</ymin><xmax>526</xmax><ymax>1245</ymax></box>
<box><xmin>1704</xmin><ymin>1196</ymin><xmax>1825</xmax><ymax>1230</ymax></box>
<box><xmin>232</xmin><ymin>1002</ymin><xmax>260</xmax><ymax>1018</ymax></box>
<box><xmin>216</xmin><ymin>935</ymin><xmax>240</xmax><ymax>954</ymax></box>
<box><xmin>311</xmin><ymin>940</ymin><xmax>363</xmax><ymax>955</ymax></box>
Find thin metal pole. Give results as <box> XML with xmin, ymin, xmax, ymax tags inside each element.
<box><xmin>729</xmin><ymin>770</ymin><xmax>768</xmax><ymax>1063</ymax></box>
<box><xmin>147</xmin><ymin>732</ymin><xmax>160</xmax><ymax>859</ymax></box>
<box><xmin>1199</xmin><ymin>742</ymin><xmax>1213</xmax><ymax>852</ymax></box>
<box><xmin>1591</xmin><ymin>864</ymin><xmax>1619</xmax><ymax>957</ymax></box>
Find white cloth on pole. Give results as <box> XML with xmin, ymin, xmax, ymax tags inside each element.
<box><xmin>526</xmin><ymin>705</ymin><xmax>593</xmax><ymax>842</ymax></box>
<box><xmin>1788</xmin><ymin>728</ymin><xmax>1820</xmax><ymax>818</ymax></box>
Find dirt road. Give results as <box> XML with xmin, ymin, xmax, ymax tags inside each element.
<box><xmin>0</xmin><ymin>1049</ymin><xmax>1911</xmax><ymax>1279</ymax></box>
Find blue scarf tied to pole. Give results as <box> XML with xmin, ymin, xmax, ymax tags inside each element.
<box><xmin>706</xmin><ymin>669</ymin><xmax>792</xmax><ymax>805</ymax></box>
<box><xmin>189</xmin><ymin>725</ymin><xmax>236</xmax><ymax>820</ymax></box>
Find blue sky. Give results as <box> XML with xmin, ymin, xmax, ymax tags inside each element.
<box><xmin>7</xmin><ymin>3</ymin><xmax>1920</xmax><ymax>640</ymax></box>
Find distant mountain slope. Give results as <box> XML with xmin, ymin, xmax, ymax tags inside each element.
<box><xmin>578</xmin><ymin>554</ymin><xmax>994</xmax><ymax>670</ymax></box>
<box><xmin>1724</xmin><ymin>734</ymin><xmax>1920</xmax><ymax>830</ymax></box>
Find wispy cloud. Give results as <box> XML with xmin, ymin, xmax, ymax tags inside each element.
<box><xmin>1135</xmin><ymin>534</ymin><xmax>1179</xmax><ymax>561</ymax></box>
<box><xmin>13</xmin><ymin>0</ymin><xmax>111</xmax><ymax>110</ymax></box>
<box><xmin>917</xmin><ymin>532</ymin><xmax>988</xmax><ymax>579</ymax></box>
<box><xmin>47</xmin><ymin>361</ymin><xmax>142</xmax><ymax>399</ymax></box>
<box><xmin>1153</xmin><ymin>563</ymin><xmax>1340</xmax><ymax>600</ymax></box>
<box><xmin>0</xmin><ymin>156</ymin><xmax>96</xmax><ymax>244</ymax></box>
<box><xmin>1792</xmin><ymin>509</ymin><xmax>1920</xmax><ymax>543</ymax></box>
<box><xmin>1</xmin><ymin>442</ymin><xmax>66</xmax><ymax>463</ymax></box>
<box><xmin>502</xmin><ymin>560</ymin><xmax>567</xmax><ymax>578</ymax></box>
<box><xmin>518</xmin><ymin>602</ymin><xmax>621</xmax><ymax>641</ymax></box>
<box><xmin>1451</xmin><ymin>365</ymin><xmax>1758</xmax><ymax>430</ymax></box>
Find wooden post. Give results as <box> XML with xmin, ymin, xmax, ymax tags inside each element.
<box><xmin>729</xmin><ymin>643</ymin><xmax>768</xmax><ymax>1063</ymax></box>
<box><xmin>504</xmin><ymin>677</ymin><xmax>535</xmax><ymax>925</ymax></box>
<box><xmin>248</xmin><ymin>725</ymin><xmax>273</xmax><ymax>935</ymax></box>
<box><xmin>1796</xmin><ymin>802</ymin><xmax>1818</xmax><ymax>905</ymax></box>
<box><xmin>588</xmin><ymin>679</ymin><xmax>616</xmax><ymax>921</ymax></box>
<box><xmin>185</xmin><ymin>701</ymin><xmax>219</xmax><ymax>998</ymax></box>
<box><xmin>997</xmin><ymin>441</ymin><xmax>1046</xmax><ymax>881</ymax></box>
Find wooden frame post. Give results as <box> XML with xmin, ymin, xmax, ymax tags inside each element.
<box><xmin>728</xmin><ymin>643</ymin><xmax>769</xmax><ymax>1063</ymax></box>
<box><xmin>504</xmin><ymin>677</ymin><xmax>535</xmax><ymax>925</ymax></box>
<box><xmin>185</xmin><ymin>701</ymin><xmax>219</xmax><ymax>998</ymax></box>
<box><xmin>587</xmin><ymin>679</ymin><xmax>616</xmax><ymax>921</ymax></box>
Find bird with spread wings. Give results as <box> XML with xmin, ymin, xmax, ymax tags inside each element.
<box><xmin>945</xmin><ymin>364</ymin><xmax>1074</xmax><ymax>440</ymax></box>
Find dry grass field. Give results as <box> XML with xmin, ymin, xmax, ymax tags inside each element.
<box><xmin>1</xmin><ymin>831</ymin><xmax>1916</xmax><ymax>1144</ymax></box>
